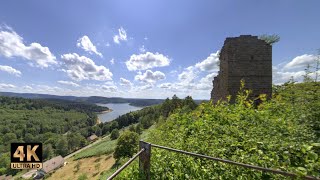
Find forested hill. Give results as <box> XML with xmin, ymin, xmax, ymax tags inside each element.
<box><xmin>0</xmin><ymin>92</ymin><xmax>206</xmax><ymax>107</ymax></box>
<box><xmin>117</xmin><ymin>82</ymin><xmax>320</xmax><ymax>179</ymax></box>
<box><xmin>0</xmin><ymin>96</ymin><xmax>108</xmax><ymax>176</ymax></box>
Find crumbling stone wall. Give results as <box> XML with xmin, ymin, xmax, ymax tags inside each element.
<box><xmin>211</xmin><ymin>35</ymin><xmax>272</xmax><ymax>103</ymax></box>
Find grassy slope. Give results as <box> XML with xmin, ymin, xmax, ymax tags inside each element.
<box><xmin>47</xmin><ymin>126</ymin><xmax>154</xmax><ymax>180</ymax></box>
<box><xmin>73</xmin><ymin>137</ymin><xmax>117</xmax><ymax>160</ymax></box>
<box><xmin>47</xmin><ymin>155</ymin><xmax>115</xmax><ymax>180</ymax></box>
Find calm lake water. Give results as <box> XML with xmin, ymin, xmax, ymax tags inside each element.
<box><xmin>97</xmin><ymin>103</ymin><xmax>143</xmax><ymax>123</ymax></box>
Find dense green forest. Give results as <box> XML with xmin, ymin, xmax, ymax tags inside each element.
<box><xmin>115</xmin><ymin>81</ymin><xmax>320</xmax><ymax>179</ymax></box>
<box><xmin>0</xmin><ymin>97</ymin><xmax>108</xmax><ymax>175</ymax></box>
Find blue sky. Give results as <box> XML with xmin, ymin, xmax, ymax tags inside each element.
<box><xmin>0</xmin><ymin>0</ymin><xmax>319</xmax><ymax>99</ymax></box>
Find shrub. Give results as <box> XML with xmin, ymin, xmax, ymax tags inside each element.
<box><xmin>110</xmin><ymin>129</ymin><xmax>119</xmax><ymax>140</ymax></box>
<box><xmin>114</xmin><ymin>131</ymin><xmax>139</xmax><ymax>160</ymax></box>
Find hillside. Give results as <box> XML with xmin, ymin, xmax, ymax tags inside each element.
<box><xmin>116</xmin><ymin>82</ymin><xmax>320</xmax><ymax>179</ymax></box>
<box><xmin>0</xmin><ymin>92</ymin><xmax>166</xmax><ymax>107</ymax></box>
<box><xmin>0</xmin><ymin>92</ymin><xmax>206</xmax><ymax>107</ymax></box>
<box><xmin>0</xmin><ymin>96</ymin><xmax>108</xmax><ymax>176</ymax></box>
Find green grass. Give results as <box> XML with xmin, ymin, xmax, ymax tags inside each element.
<box><xmin>73</xmin><ymin>137</ymin><xmax>117</xmax><ymax>160</ymax></box>
<box><xmin>72</xmin><ymin>127</ymin><xmax>132</xmax><ymax>160</ymax></box>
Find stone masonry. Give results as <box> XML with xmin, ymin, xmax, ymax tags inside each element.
<box><xmin>211</xmin><ymin>35</ymin><xmax>272</xmax><ymax>103</ymax></box>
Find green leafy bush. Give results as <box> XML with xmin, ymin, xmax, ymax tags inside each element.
<box><xmin>114</xmin><ymin>131</ymin><xmax>139</xmax><ymax>160</ymax></box>
<box><xmin>110</xmin><ymin>129</ymin><xmax>120</xmax><ymax>140</ymax></box>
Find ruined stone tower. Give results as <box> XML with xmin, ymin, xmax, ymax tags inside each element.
<box><xmin>211</xmin><ymin>35</ymin><xmax>272</xmax><ymax>103</ymax></box>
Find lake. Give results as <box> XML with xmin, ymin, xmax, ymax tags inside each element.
<box><xmin>97</xmin><ymin>103</ymin><xmax>143</xmax><ymax>123</ymax></box>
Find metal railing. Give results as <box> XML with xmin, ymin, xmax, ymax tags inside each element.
<box><xmin>107</xmin><ymin>141</ymin><xmax>319</xmax><ymax>180</ymax></box>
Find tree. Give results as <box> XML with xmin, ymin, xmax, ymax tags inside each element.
<box><xmin>43</xmin><ymin>143</ymin><xmax>54</xmax><ymax>160</ymax></box>
<box><xmin>114</xmin><ymin>131</ymin><xmax>139</xmax><ymax>160</ymax></box>
<box><xmin>110</xmin><ymin>121</ymin><xmax>119</xmax><ymax>130</ymax></box>
<box><xmin>183</xmin><ymin>96</ymin><xmax>198</xmax><ymax>110</ymax></box>
<box><xmin>258</xmin><ymin>34</ymin><xmax>280</xmax><ymax>45</ymax></box>
<box><xmin>95</xmin><ymin>127</ymin><xmax>102</xmax><ymax>137</ymax></box>
<box><xmin>110</xmin><ymin>129</ymin><xmax>120</xmax><ymax>140</ymax></box>
<box><xmin>172</xmin><ymin>94</ymin><xmax>182</xmax><ymax>108</ymax></box>
<box><xmin>102</xmin><ymin>124</ymin><xmax>110</xmax><ymax>135</ymax></box>
<box><xmin>315</xmin><ymin>49</ymin><xmax>320</xmax><ymax>82</ymax></box>
<box><xmin>2</xmin><ymin>133</ymin><xmax>17</xmax><ymax>145</ymax></box>
<box><xmin>303</xmin><ymin>64</ymin><xmax>313</xmax><ymax>82</ymax></box>
<box><xmin>56</xmin><ymin>137</ymin><xmax>69</xmax><ymax>156</ymax></box>
<box><xmin>67</xmin><ymin>133</ymin><xmax>85</xmax><ymax>151</ymax></box>
<box><xmin>135</xmin><ymin>123</ymin><xmax>142</xmax><ymax>135</ymax></box>
<box><xmin>129</xmin><ymin>125</ymin><xmax>135</xmax><ymax>132</ymax></box>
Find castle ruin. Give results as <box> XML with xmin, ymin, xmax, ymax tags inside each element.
<box><xmin>211</xmin><ymin>35</ymin><xmax>272</xmax><ymax>103</ymax></box>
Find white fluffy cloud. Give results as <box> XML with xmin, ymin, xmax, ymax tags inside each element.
<box><xmin>126</xmin><ymin>52</ymin><xmax>170</xmax><ymax>71</ymax></box>
<box><xmin>196</xmin><ymin>73</ymin><xmax>217</xmax><ymax>90</ymax></box>
<box><xmin>284</xmin><ymin>54</ymin><xmax>315</xmax><ymax>69</ymax></box>
<box><xmin>61</xmin><ymin>53</ymin><xmax>113</xmax><ymax>81</ymax></box>
<box><xmin>158</xmin><ymin>83</ymin><xmax>173</xmax><ymax>89</ymax></box>
<box><xmin>0</xmin><ymin>83</ymin><xmax>16</xmax><ymax>89</ymax></box>
<box><xmin>0</xmin><ymin>27</ymin><xmax>57</xmax><ymax>68</ymax></box>
<box><xmin>178</xmin><ymin>66</ymin><xmax>198</xmax><ymax>83</ymax></box>
<box><xmin>135</xmin><ymin>70</ymin><xmax>166</xmax><ymax>83</ymax></box>
<box><xmin>195</xmin><ymin>51</ymin><xmax>220</xmax><ymax>72</ymax></box>
<box><xmin>138</xmin><ymin>84</ymin><xmax>153</xmax><ymax>90</ymax></box>
<box><xmin>77</xmin><ymin>35</ymin><xmax>102</xmax><ymax>57</ymax></box>
<box><xmin>113</xmin><ymin>27</ymin><xmax>127</xmax><ymax>44</ymax></box>
<box><xmin>173</xmin><ymin>51</ymin><xmax>219</xmax><ymax>90</ymax></box>
<box><xmin>102</xmin><ymin>85</ymin><xmax>117</xmax><ymax>92</ymax></box>
<box><xmin>272</xmin><ymin>66</ymin><xmax>304</xmax><ymax>84</ymax></box>
<box><xmin>110</xmin><ymin>58</ymin><xmax>115</xmax><ymax>65</ymax></box>
<box><xmin>57</xmin><ymin>80</ymin><xmax>80</xmax><ymax>87</ymax></box>
<box><xmin>23</xmin><ymin>85</ymin><xmax>33</xmax><ymax>90</ymax></box>
<box><xmin>0</xmin><ymin>65</ymin><xmax>21</xmax><ymax>76</ymax></box>
<box><xmin>120</xmin><ymin>78</ymin><xmax>132</xmax><ymax>87</ymax></box>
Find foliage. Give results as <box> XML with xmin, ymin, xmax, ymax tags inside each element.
<box><xmin>114</xmin><ymin>131</ymin><xmax>139</xmax><ymax>160</ymax></box>
<box><xmin>78</xmin><ymin>173</ymin><xmax>88</xmax><ymax>180</ymax></box>
<box><xmin>117</xmin><ymin>82</ymin><xmax>320</xmax><ymax>179</ymax></box>
<box><xmin>303</xmin><ymin>64</ymin><xmax>314</xmax><ymax>82</ymax></box>
<box><xmin>258</xmin><ymin>34</ymin><xmax>280</xmax><ymax>45</ymax></box>
<box><xmin>0</xmin><ymin>96</ymin><xmax>103</xmax><ymax>175</ymax></box>
<box><xmin>110</xmin><ymin>129</ymin><xmax>120</xmax><ymax>140</ymax></box>
<box><xmin>100</xmin><ymin>95</ymin><xmax>198</xmax><ymax>137</ymax></box>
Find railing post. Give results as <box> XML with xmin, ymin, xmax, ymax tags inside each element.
<box><xmin>139</xmin><ymin>140</ymin><xmax>151</xmax><ymax>180</ymax></box>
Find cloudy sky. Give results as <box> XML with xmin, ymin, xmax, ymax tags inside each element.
<box><xmin>0</xmin><ymin>0</ymin><xmax>319</xmax><ymax>99</ymax></box>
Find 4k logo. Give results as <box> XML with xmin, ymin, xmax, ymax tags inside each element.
<box><xmin>11</xmin><ymin>143</ymin><xmax>43</xmax><ymax>169</ymax></box>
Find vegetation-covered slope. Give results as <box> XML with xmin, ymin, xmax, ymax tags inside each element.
<box><xmin>0</xmin><ymin>96</ymin><xmax>108</xmax><ymax>176</ymax></box>
<box><xmin>117</xmin><ymin>82</ymin><xmax>320</xmax><ymax>179</ymax></box>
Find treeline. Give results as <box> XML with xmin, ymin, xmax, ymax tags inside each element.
<box><xmin>0</xmin><ymin>97</ymin><xmax>108</xmax><ymax>113</ymax></box>
<box><xmin>0</xmin><ymin>96</ymin><xmax>108</xmax><ymax>176</ymax></box>
<box><xmin>98</xmin><ymin>95</ymin><xmax>198</xmax><ymax>137</ymax></box>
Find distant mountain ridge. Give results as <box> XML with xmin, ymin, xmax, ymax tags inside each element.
<box><xmin>0</xmin><ymin>92</ymin><xmax>165</xmax><ymax>106</ymax></box>
<box><xmin>0</xmin><ymin>92</ymin><xmax>206</xmax><ymax>106</ymax></box>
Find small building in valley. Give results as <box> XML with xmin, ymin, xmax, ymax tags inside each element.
<box><xmin>34</xmin><ymin>155</ymin><xmax>65</xmax><ymax>179</ymax></box>
<box><xmin>87</xmin><ymin>134</ymin><xmax>98</xmax><ymax>142</ymax></box>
